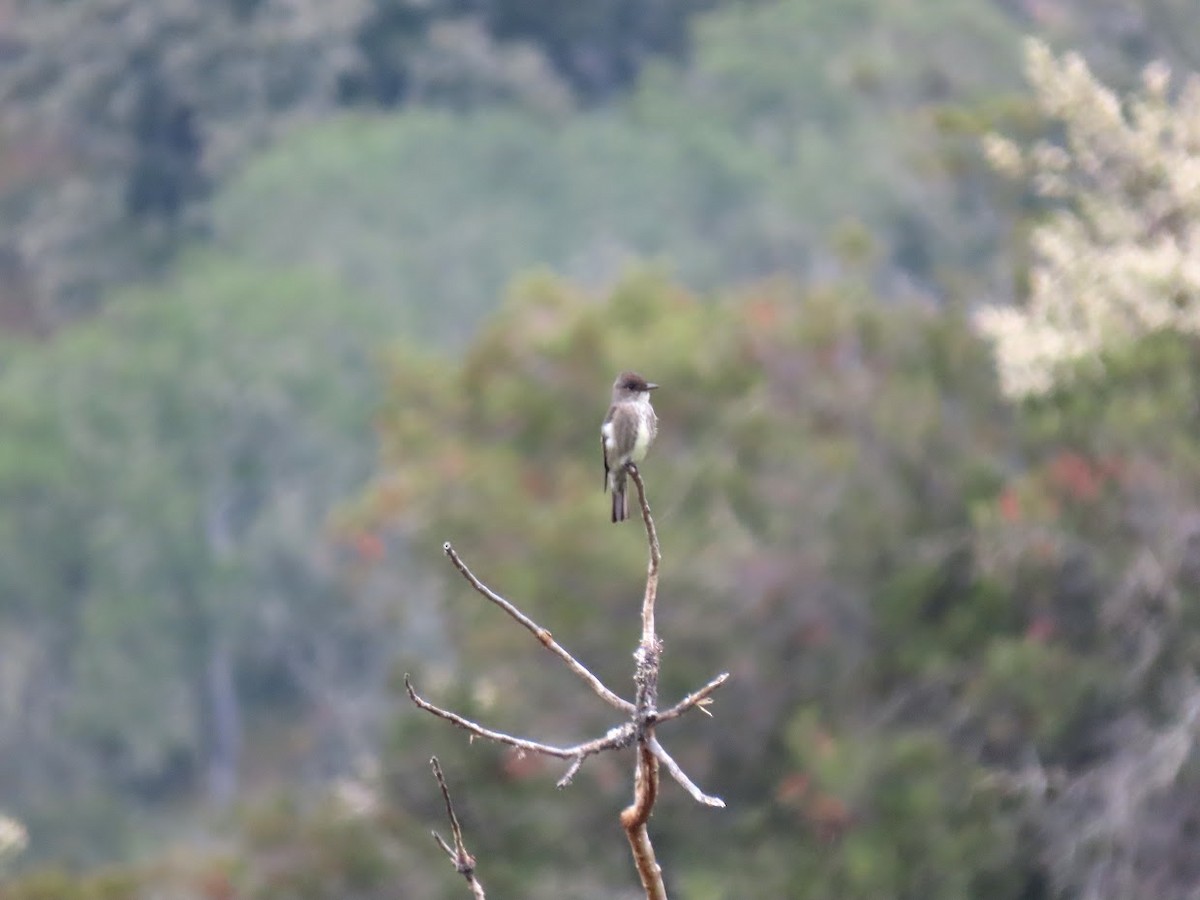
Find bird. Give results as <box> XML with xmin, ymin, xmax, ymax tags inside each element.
<box><xmin>601</xmin><ymin>371</ymin><xmax>659</xmax><ymax>523</ymax></box>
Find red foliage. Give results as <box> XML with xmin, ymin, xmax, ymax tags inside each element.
<box><xmin>998</xmin><ymin>486</ymin><xmax>1022</xmax><ymax>523</ymax></box>
<box><xmin>807</xmin><ymin>792</ymin><xmax>853</xmax><ymax>843</ymax></box>
<box><xmin>1025</xmin><ymin>614</ymin><xmax>1057</xmax><ymax>643</ymax></box>
<box><xmin>194</xmin><ymin>869</ymin><xmax>235</xmax><ymax>900</ymax></box>
<box><xmin>352</xmin><ymin>531</ymin><xmax>386</xmax><ymax>563</ymax></box>
<box><xmin>746</xmin><ymin>296</ymin><xmax>782</xmax><ymax>330</ymax></box>
<box><xmin>776</xmin><ymin>771</ymin><xmax>853</xmax><ymax>842</ymax></box>
<box><xmin>1047</xmin><ymin>450</ymin><xmax>1102</xmax><ymax>502</ymax></box>
<box><xmin>775</xmin><ymin>771</ymin><xmax>811</xmax><ymax>805</ymax></box>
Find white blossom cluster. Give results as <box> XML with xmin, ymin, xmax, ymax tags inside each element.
<box><xmin>978</xmin><ymin>39</ymin><xmax>1200</xmax><ymax>399</ymax></box>
<box><xmin>0</xmin><ymin>811</ymin><xmax>28</xmax><ymax>864</ymax></box>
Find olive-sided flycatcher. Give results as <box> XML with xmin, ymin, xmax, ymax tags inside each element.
<box><xmin>601</xmin><ymin>371</ymin><xmax>659</xmax><ymax>523</ymax></box>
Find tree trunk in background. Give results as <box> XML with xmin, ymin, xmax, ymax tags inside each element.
<box><xmin>204</xmin><ymin>637</ymin><xmax>241</xmax><ymax>807</ymax></box>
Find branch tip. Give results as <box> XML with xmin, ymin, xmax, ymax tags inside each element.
<box><xmin>433</xmin><ymin>830</ymin><xmax>454</xmax><ymax>858</ymax></box>
<box><xmin>557</xmin><ymin>755</ymin><xmax>586</xmax><ymax>788</ymax></box>
<box><xmin>428</xmin><ymin>756</ymin><xmax>486</xmax><ymax>897</ymax></box>
<box><xmin>649</xmin><ymin>736</ymin><xmax>725</xmax><ymax>808</ymax></box>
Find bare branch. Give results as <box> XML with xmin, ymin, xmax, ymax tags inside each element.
<box><xmin>416</xmin><ymin>461</ymin><xmax>725</xmax><ymax>898</ymax></box>
<box><xmin>627</xmin><ymin>465</ymin><xmax>660</xmax><ymax>644</ymax></box>
<box><xmin>431</xmin><ymin>757</ymin><xmax>471</xmax><ymax>864</ymax></box>
<box><xmin>648</xmin><ymin>736</ymin><xmax>726</xmax><ymax>808</ymax></box>
<box><xmin>406</xmin><ymin>676</ymin><xmax>635</xmax><ymax>765</ymax></box>
<box><xmin>620</xmin><ymin>742</ymin><xmax>666</xmax><ymax>900</ymax></box>
<box><xmin>443</xmin><ymin>541</ymin><xmax>635</xmax><ymax>714</ymax></box>
<box><xmin>429</xmin><ymin>757</ymin><xmax>487</xmax><ymax>899</ymax></box>
<box><xmin>654</xmin><ymin>672</ymin><xmax>731</xmax><ymax>724</ymax></box>
<box><xmin>621</xmin><ymin>741</ymin><xmax>659</xmax><ymax>830</ymax></box>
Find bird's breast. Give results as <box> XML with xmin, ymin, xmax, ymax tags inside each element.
<box><xmin>630</xmin><ymin>416</ymin><xmax>653</xmax><ymax>461</ymax></box>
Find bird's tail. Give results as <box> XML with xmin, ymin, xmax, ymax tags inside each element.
<box><xmin>610</xmin><ymin>469</ymin><xmax>628</xmax><ymax>524</ymax></box>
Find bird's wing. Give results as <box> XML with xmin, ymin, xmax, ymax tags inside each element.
<box><xmin>601</xmin><ymin>405</ymin><xmax>616</xmax><ymax>488</ymax></box>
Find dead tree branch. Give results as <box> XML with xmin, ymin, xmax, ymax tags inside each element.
<box><xmin>442</xmin><ymin>541</ymin><xmax>634</xmax><ymax>714</ymax></box>
<box><xmin>621</xmin><ymin>741</ymin><xmax>666</xmax><ymax>900</ymax></box>
<box><xmin>405</xmin><ymin>675</ymin><xmax>636</xmax><ymax>781</ymax></box>
<box><xmin>430</xmin><ymin>757</ymin><xmax>486</xmax><ymax>900</ymax></box>
<box><xmin>648</xmin><ymin>736</ymin><xmax>725</xmax><ymax>808</ymax></box>
<box><xmin>630</xmin><ymin>465</ymin><xmax>662</xmax><ymax>642</ymax></box>
<box><xmin>411</xmin><ymin>462</ymin><xmax>727</xmax><ymax>899</ymax></box>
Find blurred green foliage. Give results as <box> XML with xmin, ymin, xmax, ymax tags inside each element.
<box><xmin>211</xmin><ymin>0</ymin><xmax>1036</xmax><ymax>346</ymax></box>
<box><xmin>0</xmin><ymin>256</ymin><xmax>398</xmax><ymax>867</ymax></box>
<box><xmin>11</xmin><ymin>263</ymin><xmax>1200</xmax><ymax>896</ymax></box>
<box><xmin>212</xmin><ymin>109</ymin><xmax>765</xmax><ymax>345</ymax></box>
<box><xmin>0</xmin><ymin>0</ymin><xmax>713</xmax><ymax>323</ymax></box>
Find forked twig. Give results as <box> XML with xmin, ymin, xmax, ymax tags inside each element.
<box><xmin>654</xmin><ymin>672</ymin><xmax>731</xmax><ymax>724</ymax></box>
<box><xmin>430</xmin><ymin>757</ymin><xmax>486</xmax><ymax>900</ymax></box>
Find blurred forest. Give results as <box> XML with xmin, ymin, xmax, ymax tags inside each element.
<box><xmin>2</xmin><ymin>1</ymin><xmax>1200</xmax><ymax>898</ymax></box>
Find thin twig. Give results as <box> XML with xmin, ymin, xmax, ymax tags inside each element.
<box><xmin>443</xmin><ymin>541</ymin><xmax>635</xmax><ymax>714</ymax></box>
<box><xmin>654</xmin><ymin>672</ymin><xmax>731</xmax><ymax>724</ymax></box>
<box><xmin>406</xmin><ymin>675</ymin><xmax>635</xmax><ymax>764</ymax></box>
<box><xmin>648</xmin><ymin>736</ymin><xmax>726</xmax><ymax>808</ymax></box>
<box><xmin>557</xmin><ymin>756</ymin><xmax>586</xmax><ymax>788</ymax></box>
<box><xmin>431</xmin><ymin>757</ymin><xmax>471</xmax><ymax>864</ymax></box>
<box><xmin>430</xmin><ymin>757</ymin><xmax>487</xmax><ymax>899</ymax></box>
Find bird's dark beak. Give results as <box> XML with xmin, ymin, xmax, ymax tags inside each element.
<box><xmin>646</xmin><ymin>383</ymin><xmax>660</xmax><ymax>391</ymax></box>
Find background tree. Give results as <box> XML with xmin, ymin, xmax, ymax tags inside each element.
<box><xmin>977</xmin><ymin>40</ymin><xmax>1200</xmax><ymax>899</ymax></box>
<box><xmin>0</xmin><ymin>258</ymin><xmax>411</xmax><ymax>865</ymax></box>
<box><xmin>0</xmin><ymin>0</ymin><xmax>720</xmax><ymax>329</ymax></box>
<box><xmin>0</xmin><ymin>0</ymin><xmax>369</xmax><ymax>321</ymax></box>
<box><xmin>353</xmin><ymin>268</ymin><xmax>1031</xmax><ymax>898</ymax></box>
<box><xmin>209</xmin><ymin>0</ymin><xmax>1036</xmax><ymax>348</ymax></box>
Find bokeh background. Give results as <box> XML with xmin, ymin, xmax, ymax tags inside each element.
<box><xmin>2</xmin><ymin>1</ymin><xmax>1200</xmax><ymax>897</ymax></box>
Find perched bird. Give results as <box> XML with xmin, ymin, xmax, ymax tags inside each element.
<box><xmin>601</xmin><ymin>371</ymin><xmax>659</xmax><ymax>523</ymax></box>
